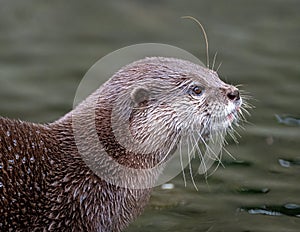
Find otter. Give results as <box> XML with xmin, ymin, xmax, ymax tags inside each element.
<box><xmin>0</xmin><ymin>57</ymin><xmax>243</xmax><ymax>231</ymax></box>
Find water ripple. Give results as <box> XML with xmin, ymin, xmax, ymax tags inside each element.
<box><xmin>240</xmin><ymin>203</ymin><xmax>300</xmax><ymax>217</ymax></box>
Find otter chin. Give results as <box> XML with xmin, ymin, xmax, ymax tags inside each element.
<box><xmin>0</xmin><ymin>57</ymin><xmax>244</xmax><ymax>231</ymax></box>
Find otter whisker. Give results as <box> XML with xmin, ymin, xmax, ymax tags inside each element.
<box><xmin>232</xmin><ymin>127</ymin><xmax>242</xmax><ymax>139</ymax></box>
<box><xmin>222</xmin><ymin>146</ymin><xmax>236</xmax><ymax>160</ymax></box>
<box><xmin>196</xmin><ymin>145</ymin><xmax>206</xmax><ymax>171</ymax></box>
<box><xmin>212</xmin><ymin>51</ymin><xmax>218</xmax><ymax>71</ymax></box>
<box><xmin>234</xmin><ymin>84</ymin><xmax>244</xmax><ymax>88</ymax></box>
<box><xmin>191</xmin><ymin>133</ymin><xmax>205</xmax><ymax>166</ymax></box>
<box><xmin>202</xmin><ymin>134</ymin><xmax>223</xmax><ymax>163</ymax></box>
<box><xmin>201</xmin><ymin>129</ymin><xmax>225</xmax><ymax>161</ymax></box>
<box><xmin>237</xmin><ymin>109</ymin><xmax>247</xmax><ymax>122</ymax></box>
<box><xmin>179</xmin><ymin>139</ymin><xmax>187</xmax><ymax>187</ymax></box>
<box><xmin>236</xmin><ymin>123</ymin><xmax>246</xmax><ymax>131</ymax></box>
<box><xmin>238</xmin><ymin>111</ymin><xmax>250</xmax><ymax>125</ymax></box>
<box><xmin>227</xmin><ymin>130</ymin><xmax>239</xmax><ymax>144</ymax></box>
<box><xmin>187</xmin><ymin>134</ymin><xmax>199</xmax><ymax>191</ymax></box>
<box><xmin>241</xmin><ymin>98</ymin><xmax>253</xmax><ymax>107</ymax></box>
<box><xmin>156</xmin><ymin>133</ymin><xmax>180</xmax><ymax>166</ymax></box>
<box><xmin>240</xmin><ymin>107</ymin><xmax>251</xmax><ymax>117</ymax></box>
<box><xmin>216</xmin><ymin>61</ymin><xmax>223</xmax><ymax>72</ymax></box>
<box><xmin>206</xmin><ymin>149</ymin><xmax>224</xmax><ymax>177</ymax></box>
<box><xmin>181</xmin><ymin>16</ymin><xmax>210</xmax><ymax>68</ymax></box>
<box><xmin>193</xmin><ymin>132</ymin><xmax>219</xmax><ymax>177</ymax></box>
<box><xmin>197</xmin><ymin>133</ymin><xmax>223</xmax><ymax>175</ymax></box>
<box><xmin>191</xmin><ymin>133</ymin><xmax>202</xmax><ymax>153</ymax></box>
<box><xmin>241</xmin><ymin>100</ymin><xmax>254</xmax><ymax>112</ymax></box>
<box><xmin>239</xmin><ymin>118</ymin><xmax>254</xmax><ymax>127</ymax></box>
<box><xmin>238</xmin><ymin>89</ymin><xmax>253</xmax><ymax>98</ymax></box>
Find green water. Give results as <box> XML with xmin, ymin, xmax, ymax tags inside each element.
<box><xmin>0</xmin><ymin>0</ymin><xmax>299</xmax><ymax>231</ymax></box>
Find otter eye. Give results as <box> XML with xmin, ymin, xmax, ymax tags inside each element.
<box><xmin>192</xmin><ymin>86</ymin><xmax>203</xmax><ymax>95</ymax></box>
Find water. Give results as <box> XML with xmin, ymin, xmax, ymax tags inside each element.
<box><xmin>0</xmin><ymin>0</ymin><xmax>299</xmax><ymax>231</ymax></box>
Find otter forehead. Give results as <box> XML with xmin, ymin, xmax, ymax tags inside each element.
<box><xmin>113</xmin><ymin>57</ymin><xmax>224</xmax><ymax>88</ymax></box>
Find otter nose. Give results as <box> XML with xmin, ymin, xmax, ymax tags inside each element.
<box><xmin>227</xmin><ymin>90</ymin><xmax>240</xmax><ymax>101</ymax></box>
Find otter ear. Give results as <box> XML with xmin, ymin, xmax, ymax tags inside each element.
<box><xmin>130</xmin><ymin>87</ymin><xmax>150</xmax><ymax>107</ymax></box>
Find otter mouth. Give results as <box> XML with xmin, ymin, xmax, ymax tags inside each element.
<box><xmin>226</xmin><ymin>97</ymin><xmax>242</xmax><ymax>125</ymax></box>
<box><xmin>227</xmin><ymin>106</ymin><xmax>240</xmax><ymax>123</ymax></box>
<box><xmin>202</xmin><ymin>103</ymin><xmax>242</xmax><ymax>137</ymax></box>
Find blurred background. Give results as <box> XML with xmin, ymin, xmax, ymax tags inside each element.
<box><xmin>0</xmin><ymin>0</ymin><xmax>299</xmax><ymax>231</ymax></box>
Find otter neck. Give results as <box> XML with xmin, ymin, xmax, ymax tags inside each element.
<box><xmin>54</xmin><ymin>89</ymin><xmax>179</xmax><ymax>170</ymax></box>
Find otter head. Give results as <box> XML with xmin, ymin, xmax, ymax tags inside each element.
<box><xmin>70</xmin><ymin>56</ymin><xmax>246</xmax><ymax>188</ymax></box>
<box><xmin>96</xmin><ymin>57</ymin><xmax>243</xmax><ymax>163</ymax></box>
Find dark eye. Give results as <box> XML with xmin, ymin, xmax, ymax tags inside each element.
<box><xmin>192</xmin><ymin>86</ymin><xmax>203</xmax><ymax>95</ymax></box>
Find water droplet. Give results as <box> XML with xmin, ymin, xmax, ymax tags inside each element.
<box><xmin>50</xmin><ymin>160</ymin><xmax>54</xmax><ymax>165</ymax></box>
<box><xmin>22</xmin><ymin>157</ymin><xmax>26</xmax><ymax>164</ymax></box>
<box><xmin>27</xmin><ymin>168</ymin><xmax>31</xmax><ymax>174</ymax></box>
<box><xmin>13</xmin><ymin>139</ymin><xmax>17</xmax><ymax>147</ymax></box>
<box><xmin>8</xmin><ymin>159</ymin><xmax>14</xmax><ymax>164</ymax></box>
<box><xmin>285</xmin><ymin>203</ymin><xmax>300</xmax><ymax>209</ymax></box>
<box><xmin>31</xmin><ymin>143</ymin><xmax>35</xmax><ymax>149</ymax></box>
<box><xmin>0</xmin><ymin>182</ymin><xmax>3</xmax><ymax>188</ymax></box>
<box><xmin>161</xmin><ymin>183</ymin><xmax>174</xmax><ymax>190</ymax></box>
<box><xmin>278</xmin><ymin>159</ymin><xmax>291</xmax><ymax>168</ymax></box>
<box><xmin>15</xmin><ymin>154</ymin><xmax>19</xmax><ymax>160</ymax></box>
<box><xmin>0</xmin><ymin>163</ymin><xmax>3</xmax><ymax>169</ymax></box>
<box><xmin>30</xmin><ymin>157</ymin><xmax>35</xmax><ymax>163</ymax></box>
<box><xmin>8</xmin><ymin>146</ymin><xmax>12</xmax><ymax>151</ymax></box>
<box><xmin>6</xmin><ymin>131</ymin><xmax>10</xmax><ymax>137</ymax></box>
<box><xmin>247</xmin><ymin>208</ymin><xmax>282</xmax><ymax>216</ymax></box>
